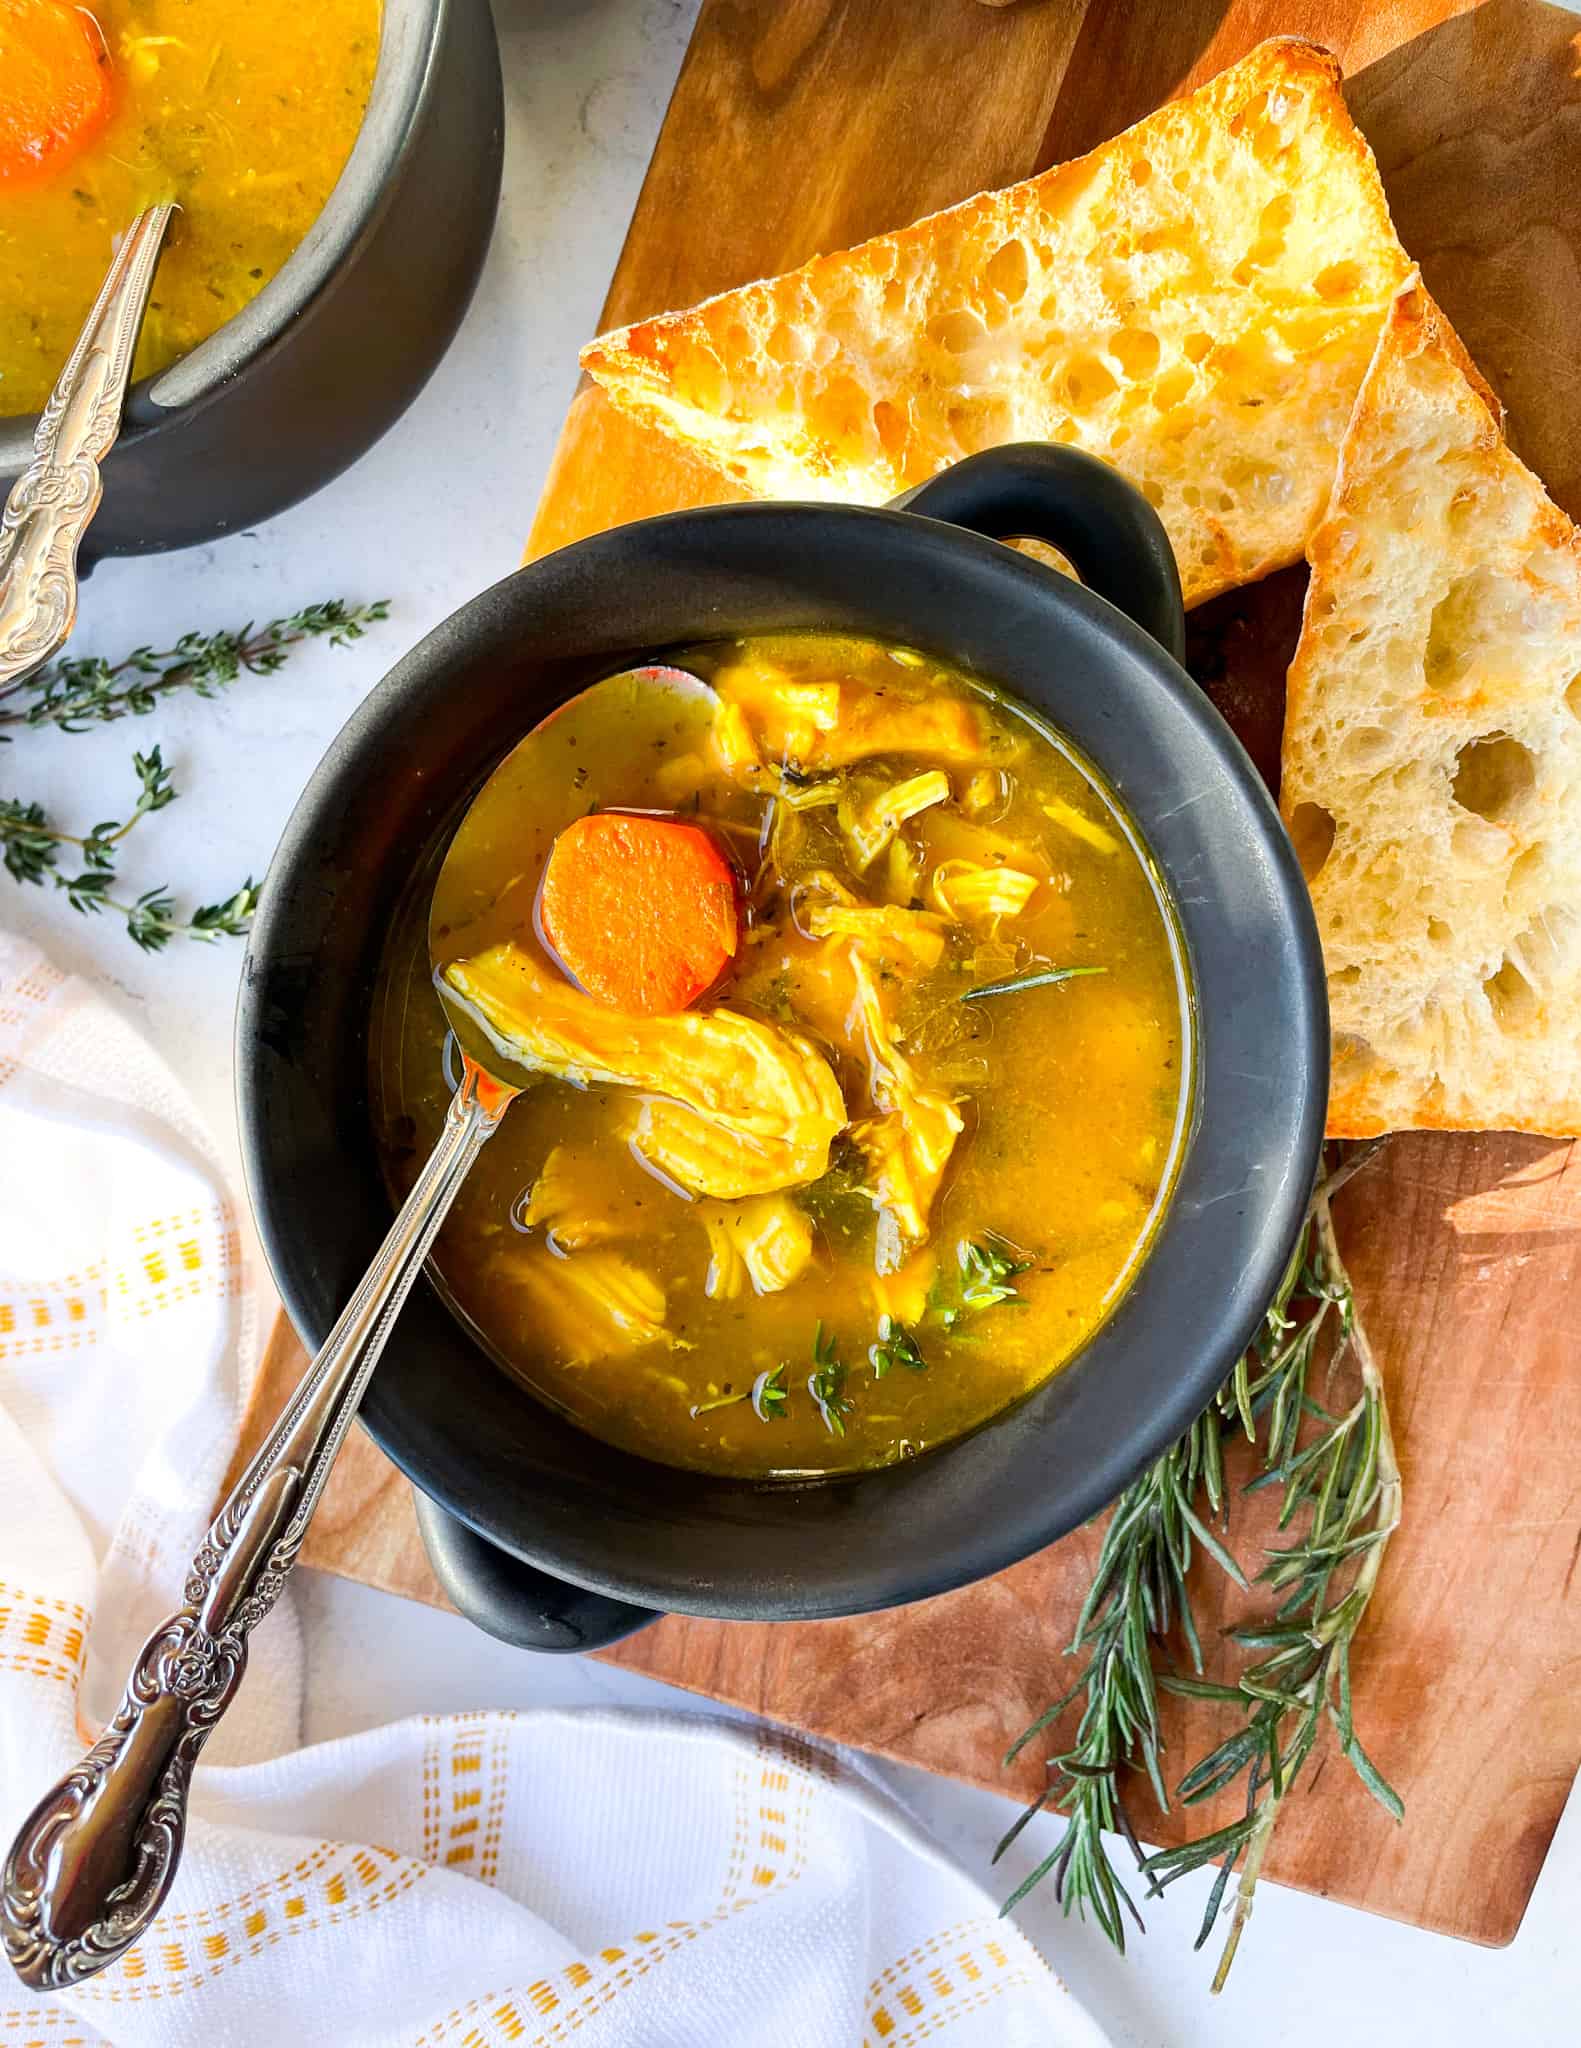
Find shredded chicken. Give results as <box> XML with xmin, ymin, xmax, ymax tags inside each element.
<box><xmin>521</xmin><ymin>1145</ymin><xmax>629</xmax><ymax>1249</ymax></box>
<box><xmin>625</xmin><ymin>1098</ymin><xmax>816</xmax><ymax>1200</ymax></box>
<box><xmin>711</xmin><ymin>661</ymin><xmax>984</xmax><ymax>780</ymax></box>
<box><xmin>445</xmin><ymin>943</ymin><xmax>846</xmax><ymax>1181</ymax></box>
<box><xmin>839</xmin><ymin>770</ymin><xmax>951</xmax><ymax>870</ymax></box>
<box><xmin>931</xmin><ymin>858</ymin><xmax>1040</xmax><ymax>927</ymax></box>
<box><xmin>796</xmin><ymin>870</ymin><xmax>947</xmax><ymax>968</ymax></box>
<box><xmin>846</xmin><ymin>949</ymin><xmax>964</xmax><ymax>1269</ymax></box>
<box><xmin>511</xmin><ymin>1248</ymin><xmax>674</xmax><ymax>1362</ymax></box>
<box><xmin>700</xmin><ymin>1195</ymin><xmax>815</xmax><ymax>1298</ymax></box>
<box><xmin>1042</xmin><ymin>797</ymin><xmax>1121</xmax><ymax>857</ymax></box>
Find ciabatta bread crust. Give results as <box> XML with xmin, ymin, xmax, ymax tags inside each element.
<box><xmin>583</xmin><ymin>39</ymin><xmax>1412</xmax><ymax>607</ymax></box>
<box><xmin>1282</xmin><ymin>283</ymin><xmax>1581</xmax><ymax>1136</ymax></box>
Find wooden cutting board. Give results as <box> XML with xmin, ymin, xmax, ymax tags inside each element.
<box><xmin>236</xmin><ymin>0</ymin><xmax>1581</xmax><ymax>1947</ymax></box>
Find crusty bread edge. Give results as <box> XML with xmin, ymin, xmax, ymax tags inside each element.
<box><xmin>1283</xmin><ymin>279</ymin><xmax>1576</xmax><ymax>1137</ymax></box>
<box><xmin>580</xmin><ymin>36</ymin><xmax>1401</xmax><ymax>615</ymax></box>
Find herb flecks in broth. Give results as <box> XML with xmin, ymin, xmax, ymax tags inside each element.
<box><xmin>0</xmin><ymin>0</ymin><xmax>380</xmax><ymax>417</ymax></box>
<box><xmin>374</xmin><ymin>633</ymin><xmax>1189</xmax><ymax>1479</ymax></box>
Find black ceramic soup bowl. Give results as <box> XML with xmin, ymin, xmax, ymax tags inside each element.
<box><xmin>238</xmin><ymin>445</ymin><xmax>1327</xmax><ymax>1652</ymax></box>
<box><xmin>0</xmin><ymin>0</ymin><xmax>502</xmax><ymax>555</ymax></box>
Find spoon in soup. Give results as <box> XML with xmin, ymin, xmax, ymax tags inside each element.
<box><xmin>0</xmin><ymin>203</ymin><xmax>176</xmax><ymax>695</ymax></box>
<box><xmin>0</xmin><ymin>663</ymin><xmax>716</xmax><ymax>1991</ymax></box>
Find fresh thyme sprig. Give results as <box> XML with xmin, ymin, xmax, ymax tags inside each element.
<box><xmin>998</xmin><ymin>1144</ymin><xmax>1397</xmax><ymax>1988</ymax></box>
<box><xmin>1</xmin><ymin>747</ymin><xmax>260</xmax><ymax>952</ymax></box>
<box><xmin>957</xmin><ymin>1233</ymin><xmax>1032</xmax><ymax>1312</ymax></box>
<box><xmin>869</xmin><ymin>1315</ymin><xmax>927</xmax><ymax>1377</ymax></box>
<box><xmin>1</xmin><ymin>600</ymin><xmax>386</xmax><ymax>948</ymax></box>
<box><xmin>0</xmin><ymin>600</ymin><xmax>390</xmax><ymax>733</ymax></box>
<box><xmin>807</xmin><ymin>1323</ymin><xmax>853</xmax><ymax>1437</ymax></box>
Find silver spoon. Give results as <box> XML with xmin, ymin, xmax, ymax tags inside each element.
<box><xmin>0</xmin><ymin>202</ymin><xmax>176</xmax><ymax>697</ymax></box>
<box><xmin>0</xmin><ymin>663</ymin><xmax>715</xmax><ymax>1990</ymax></box>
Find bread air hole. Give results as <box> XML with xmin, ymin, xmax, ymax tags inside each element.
<box><xmin>871</xmin><ymin>399</ymin><xmax>907</xmax><ymax>458</ymax></box>
<box><xmin>1451</xmin><ymin>733</ymin><xmax>1535</xmax><ymax>823</ymax></box>
<box><xmin>1565</xmin><ymin>671</ymin><xmax>1581</xmax><ymax>721</ymax></box>
<box><xmin>1313</xmin><ymin>260</ymin><xmax>1363</xmax><ymax>302</ymax></box>
<box><xmin>1424</xmin><ymin>567</ymin><xmax>1523</xmax><ymax>693</ymax></box>
<box><xmin>984</xmin><ymin>237</ymin><xmax>1030</xmax><ymax>304</ymax></box>
<box><xmin>1109</xmin><ymin>327</ymin><xmax>1160</xmax><ymax>378</ymax></box>
<box><xmin>1152</xmin><ymin>365</ymin><xmax>1195</xmax><ymax>410</ymax></box>
<box><xmin>926</xmin><ymin>307</ymin><xmax>988</xmax><ymax>355</ymax></box>
<box><xmin>1288</xmin><ymin>801</ymin><xmax>1336</xmax><ymax>882</ymax></box>
<box><xmin>1484</xmin><ymin>956</ymin><xmax>1541</xmax><ymax>1034</ymax></box>
<box><xmin>1064</xmin><ymin>354</ymin><xmax>1118</xmax><ymax>409</ymax></box>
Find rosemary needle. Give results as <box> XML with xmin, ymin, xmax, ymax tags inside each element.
<box><xmin>999</xmin><ymin>1143</ymin><xmax>1398</xmax><ymax>1989</ymax></box>
<box><xmin>961</xmin><ymin>965</ymin><xmax>1106</xmax><ymax>1002</ymax></box>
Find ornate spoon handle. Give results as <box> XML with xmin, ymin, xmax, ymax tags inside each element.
<box><xmin>1</xmin><ymin>1058</ymin><xmax>516</xmax><ymax>1990</ymax></box>
<box><xmin>0</xmin><ymin>202</ymin><xmax>175</xmax><ymax>697</ymax></box>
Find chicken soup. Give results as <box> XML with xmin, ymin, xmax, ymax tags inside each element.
<box><xmin>371</xmin><ymin>633</ymin><xmax>1191</xmax><ymax>1478</ymax></box>
<box><xmin>0</xmin><ymin>0</ymin><xmax>379</xmax><ymax>417</ymax></box>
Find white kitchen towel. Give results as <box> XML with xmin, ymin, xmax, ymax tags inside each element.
<box><xmin>0</xmin><ymin>935</ymin><xmax>1103</xmax><ymax>2048</ymax></box>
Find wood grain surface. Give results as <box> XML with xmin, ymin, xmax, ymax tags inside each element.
<box><xmin>239</xmin><ymin>0</ymin><xmax>1581</xmax><ymax>1947</ymax></box>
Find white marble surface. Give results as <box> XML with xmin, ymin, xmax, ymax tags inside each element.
<box><xmin>5</xmin><ymin>0</ymin><xmax>1575</xmax><ymax>2038</ymax></box>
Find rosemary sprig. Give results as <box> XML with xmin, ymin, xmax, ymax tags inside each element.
<box><xmin>994</xmin><ymin>1397</ymin><xmax>1245</xmax><ymax>1949</ymax></box>
<box><xmin>1142</xmin><ymin>1170</ymin><xmax>1401</xmax><ymax>1986</ymax></box>
<box><xmin>961</xmin><ymin>964</ymin><xmax>1106</xmax><ymax>1003</ymax></box>
<box><xmin>999</xmin><ymin>1145</ymin><xmax>1397</xmax><ymax>1987</ymax></box>
<box><xmin>1</xmin><ymin>748</ymin><xmax>260</xmax><ymax>951</ymax></box>
<box><xmin>0</xmin><ymin>600</ymin><xmax>389</xmax><ymax>733</ymax></box>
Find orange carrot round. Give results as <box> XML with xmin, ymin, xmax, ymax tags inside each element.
<box><xmin>539</xmin><ymin>812</ymin><xmax>739</xmax><ymax>1015</ymax></box>
<box><xmin>0</xmin><ymin>0</ymin><xmax>114</xmax><ymax>187</ymax></box>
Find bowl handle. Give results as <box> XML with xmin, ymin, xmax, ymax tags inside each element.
<box><xmin>412</xmin><ymin>1490</ymin><xmax>662</xmax><ymax>1654</ymax></box>
<box><xmin>890</xmin><ymin>445</ymin><xmax>1186</xmax><ymax>663</ymax></box>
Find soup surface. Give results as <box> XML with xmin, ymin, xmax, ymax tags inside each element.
<box><xmin>0</xmin><ymin>0</ymin><xmax>379</xmax><ymax>418</ymax></box>
<box><xmin>371</xmin><ymin>634</ymin><xmax>1190</xmax><ymax>1478</ymax></box>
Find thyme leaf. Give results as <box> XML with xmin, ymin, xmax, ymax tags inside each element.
<box><xmin>750</xmin><ymin>1363</ymin><xmax>788</xmax><ymax>1423</ymax></box>
<box><xmin>0</xmin><ymin>600</ymin><xmax>385</xmax><ymax>949</ymax></box>
<box><xmin>956</xmin><ymin>1233</ymin><xmax>1032</xmax><ymax>1312</ymax></box>
<box><xmin>869</xmin><ymin>1316</ymin><xmax>927</xmax><ymax>1378</ymax></box>
<box><xmin>0</xmin><ymin>600</ymin><xmax>389</xmax><ymax>732</ymax></box>
<box><xmin>807</xmin><ymin>1322</ymin><xmax>852</xmax><ymax>1436</ymax></box>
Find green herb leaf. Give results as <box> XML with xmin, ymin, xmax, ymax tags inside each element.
<box><xmin>1</xmin><ymin>601</ymin><xmax>382</xmax><ymax>950</ymax></box>
<box><xmin>750</xmin><ymin>1364</ymin><xmax>788</xmax><ymax>1423</ymax></box>
<box><xmin>957</xmin><ymin>1233</ymin><xmax>1032</xmax><ymax>1311</ymax></box>
<box><xmin>2</xmin><ymin>600</ymin><xmax>389</xmax><ymax>733</ymax></box>
<box><xmin>869</xmin><ymin>1315</ymin><xmax>926</xmax><ymax>1378</ymax></box>
<box><xmin>960</xmin><ymin>964</ymin><xmax>1107</xmax><ymax>1003</ymax></box>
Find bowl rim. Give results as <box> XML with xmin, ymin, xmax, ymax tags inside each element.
<box><xmin>0</xmin><ymin>0</ymin><xmax>444</xmax><ymax>464</ymax></box>
<box><xmin>238</xmin><ymin>499</ymin><xmax>1329</xmax><ymax>1619</ymax></box>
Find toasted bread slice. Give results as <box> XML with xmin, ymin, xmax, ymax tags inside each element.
<box><xmin>582</xmin><ymin>39</ymin><xmax>1412</xmax><ymax>607</ymax></box>
<box><xmin>1281</xmin><ymin>284</ymin><xmax>1581</xmax><ymax>1136</ymax></box>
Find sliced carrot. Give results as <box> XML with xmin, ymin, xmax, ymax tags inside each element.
<box><xmin>0</xmin><ymin>0</ymin><xmax>114</xmax><ymax>186</ymax></box>
<box><xmin>539</xmin><ymin>812</ymin><xmax>739</xmax><ymax>1016</ymax></box>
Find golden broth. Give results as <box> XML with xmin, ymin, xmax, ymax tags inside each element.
<box><xmin>371</xmin><ymin>635</ymin><xmax>1191</xmax><ymax>1479</ymax></box>
<box><xmin>0</xmin><ymin>0</ymin><xmax>379</xmax><ymax>418</ymax></box>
